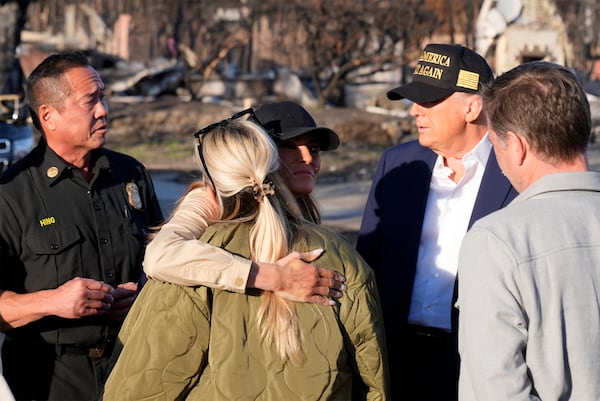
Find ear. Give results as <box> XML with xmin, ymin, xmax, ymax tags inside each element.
<box><xmin>465</xmin><ymin>95</ymin><xmax>484</xmax><ymax>123</ymax></box>
<box><xmin>38</xmin><ymin>104</ymin><xmax>56</xmax><ymax>131</ymax></box>
<box><xmin>505</xmin><ymin>131</ymin><xmax>527</xmax><ymax>166</ymax></box>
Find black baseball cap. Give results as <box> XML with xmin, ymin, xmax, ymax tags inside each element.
<box><xmin>249</xmin><ymin>101</ymin><xmax>340</xmax><ymax>151</ymax></box>
<box><xmin>387</xmin><ymin>43</ymin><xmax>493</xmax><ymax>104</ymax></box>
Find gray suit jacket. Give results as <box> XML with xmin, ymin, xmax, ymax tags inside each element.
<box><xmin>457</xmin><ymin>171</ymin><xmax>600</xmax><ymax>401</ymax></box>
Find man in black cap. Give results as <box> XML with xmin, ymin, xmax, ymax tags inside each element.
<box><xmin>356</xmin><ymin>43</ymin><xmax>518</xmax><ymax>400</ymax></box>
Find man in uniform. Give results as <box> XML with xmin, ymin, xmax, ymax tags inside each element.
<box><xmin>0</xmin><ymin>51</ymin><xmax>164</xmax><ymax>400</ymax></box>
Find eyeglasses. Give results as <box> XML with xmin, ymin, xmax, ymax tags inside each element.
<box><xmin>193</xmin><ymin>108</ymin><xmax>255</xmax><ymax>189</ymax></box>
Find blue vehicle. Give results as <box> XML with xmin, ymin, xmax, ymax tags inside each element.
<box><xmin>0</xmin><ymin>94</ymin><xmax>35</xmax><ymax>173</ymax></box>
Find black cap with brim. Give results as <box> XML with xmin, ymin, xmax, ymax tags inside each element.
<box><xmin>250</xmin><ymin>101</ymin><xmax>340</xmax><ymax>151</ymax></box>
<box><xmin>273</xmin><ymin>125</ymin><xmax>340</xmax><ymax>151</ymax></box>
<box><xmin>386</xmin><ymin>43</ymin><xmax>493</xmax><ymax>104</ymax></box>
<box><xmin>387</xmin><ymin>81</ymin><xmax>456</xmax><ymax>104</ymax></box>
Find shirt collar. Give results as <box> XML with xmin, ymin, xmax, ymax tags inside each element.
<box><xmin>433</xmin><ymin>133</ymin><xmax>492</xmax><ymax>170</ymax></box>
<box><xmin>39</xmin><ymin>141</ymin><xmax>111</xmax><ymax>185</ymax></box>
<box><xmin>469</xmin><ymin>132</ymin><xmax>492</xmax><ymax>167</ymax></box>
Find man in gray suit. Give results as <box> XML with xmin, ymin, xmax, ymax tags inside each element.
<box><xmin>457</xmin><ymin>61</ymin><xmax>600</xmax><ymax>400</ymax></box>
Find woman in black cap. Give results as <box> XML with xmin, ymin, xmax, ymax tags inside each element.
<box><xmin>142</xmin><ymin>101</ymin><xmax>345</xmax><ymax>305</ymax></box>
<box><xmin>249</xmin><ymin>100</ymin><xmax>339</xmax><ymax>223</ymax></box>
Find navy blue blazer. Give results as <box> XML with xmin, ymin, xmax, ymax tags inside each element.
<box><xmin>356</xmin><ymin>139</ymin><xmax>518</xmax><ymax>331</ymax></box>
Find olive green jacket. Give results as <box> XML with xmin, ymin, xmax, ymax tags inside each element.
<box><xmin>104</xmin><ymin>222</ymin><xmax>389</xmax><ymax>400</ymax></box>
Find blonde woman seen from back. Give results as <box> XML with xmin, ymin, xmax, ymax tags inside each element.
<box><xmin>103</xmin><ymin>119</ymin><xmax>389</xmax><ymax>400</ymax></box>
<box><xmin>142</xmin><ymin>102</ymin><xmax>347</xmax><ymax>305</ymax></box>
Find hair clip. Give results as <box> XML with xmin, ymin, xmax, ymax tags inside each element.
<box><xmin>252</xmin><ymin>180</ymin><xmax>275</xmax><ymax>202</ymax></box>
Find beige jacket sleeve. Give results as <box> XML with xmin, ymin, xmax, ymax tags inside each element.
<box><xmin>143</xmin><ymin>186</ymin><xmax>251</xmax><ymax>292</ymax></box>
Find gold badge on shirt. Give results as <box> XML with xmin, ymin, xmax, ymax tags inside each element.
<box><xmin>126</xmin><ymin>182</ymin><xmax>143</xmax><ymax>210</ymax></box>
<box><xmin>47</xmin><ymin>166</ymin><xmax>59</xmax><ymax>178</ymax></box>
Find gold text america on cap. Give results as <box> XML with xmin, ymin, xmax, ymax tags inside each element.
<box><xmin>420</xmin><ymin>51</ymin><xmax>451</xmax><ymax>67</ymax></box>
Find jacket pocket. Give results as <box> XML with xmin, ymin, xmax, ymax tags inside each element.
<box><xmin>23</xmin><ymin>224</ymin><xmax>81</xmax><ymax>255</ymax></box>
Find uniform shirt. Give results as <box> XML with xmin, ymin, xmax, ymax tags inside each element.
<box><xmin>0</xmin><ymin>140</ymin><xmax>163</xmax><ymax>346</ymax></box>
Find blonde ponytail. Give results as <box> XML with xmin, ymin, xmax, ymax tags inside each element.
<box><xmin>199</xmin><ymin>119</ymin><xmax>306</xmax><ymax>364</ymax></box>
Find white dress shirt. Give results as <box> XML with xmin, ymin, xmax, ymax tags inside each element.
<box><xmin>408</xmin><ymin>135</ymin><xmax>491</xmax><ymax>330</ymax></box>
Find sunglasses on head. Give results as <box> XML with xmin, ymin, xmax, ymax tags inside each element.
<box><xmin>193</xmin><ymin>108</ymin><xmax>255</xmax><ymax>189</ymax></box>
